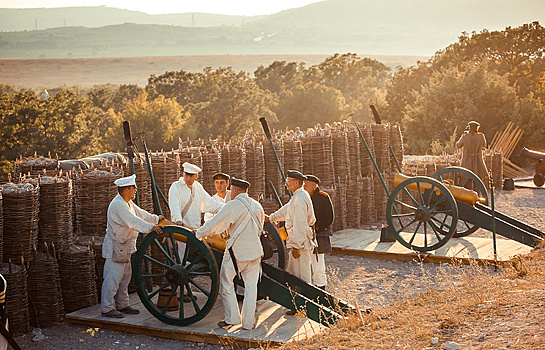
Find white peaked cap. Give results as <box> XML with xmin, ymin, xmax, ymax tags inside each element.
<box><xmin>114</xmin><ymin>174</ymin><xmax>137</xmax><ymax>187</ymax></box>
<box><xmin>182</xmin><ymin>162</ymin><xmax>202</xmax><ymax>174</ymax></box>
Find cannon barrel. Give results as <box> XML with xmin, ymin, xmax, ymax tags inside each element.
<box><xmin>394</xmin><ymin>174</ymin><xmax>487</xmax><ymax>205</ymax></box>
<box><xmin>158</xmin><ymin>218</ymin><xmax>227</xmax><ymax>251</ymax></box>
<box><xmin>520</xmin><ymin>147</ymin><xmax>545</xmax><ymax>161</ymax></box>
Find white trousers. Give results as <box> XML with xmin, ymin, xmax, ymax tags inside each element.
<box><xmin>0</xmin><ymin>319</ymin><xmax>8</xmax><ymax>350</ymax></box>
<box><xmin>311</xmin><ymin>253</ymin><xmax>327</xmax><ymax>287</ymax></box>
<box><xmin>101</xmin><ymin>258</ymin><xmax>132</xmax><ymax>313</ymax></box>
<box><xmin>220</xmin><ymin>253</ymin><xmax>261</xmax><ymax>329</ymax></box>
<box><xmin>287</xmin><ymin>248</ymin><xmax>312</xmax><ymax>283</ymax></box>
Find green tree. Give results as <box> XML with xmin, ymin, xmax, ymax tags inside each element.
<box><xmin>254</xmin><ymin>61</ymin><xmax>305</xmax><ymax>94</ymax></box>
<box><xmin>105</xmin><ymin>92</ymin><xmax>185</xmax><ymax>152</ymax></box>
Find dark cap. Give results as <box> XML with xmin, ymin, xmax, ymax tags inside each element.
<box><xmin>468</xmin><ymin>121</ymin><xmax>480</xmax><ymax>126</ymax></box>
<box><xmin>305</xmin><ymin>175</ymin><xmax>320</xmax><ymax>184</ymax></box>
<box><xmin>286</xmin><ymin>170</ymin><xmax>307</xmax><ymax>181</ymax></box>
<box><xmin>230</xmin><ymin>177</ymin><xmax>250</xmax><ymax>189</ymax></box>
<box><xmin>212</xmin><ymin>172</ymin><xmax>230</xmax><ymax>181</ymax></box>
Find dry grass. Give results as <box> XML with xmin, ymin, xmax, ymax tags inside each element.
<box><xmin>279</xmin><ymin>243</ymin><xmax>545</xmax><ymax>349</ymax></box>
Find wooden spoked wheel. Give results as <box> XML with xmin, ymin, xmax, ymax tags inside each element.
<box><xmin>263</xmin><ymin>222</ymin><xmax>287</xmax><ymax>270</ymax></box>
<box><xmin>133</xmin><ymin>226</ymin><xmax>219</xmax><ymax>326</ymax></box>
<box><xmin>386</xmin><ymin>176</ymin><xmax>458</xmax><ymax>252</ymax></box>
<box><xmin>432</xmin><ymin>166</ymin><xmax>488</xmax><ymax>237</ymax></box>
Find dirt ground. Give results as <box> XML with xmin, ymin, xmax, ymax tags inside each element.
<box><xmin>13</xmin><ymin>185</ymin><xmax>544</xmax><ymax>349</ymax></box>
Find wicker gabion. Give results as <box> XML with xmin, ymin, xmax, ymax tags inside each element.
<box><xmin>264</xmin><ymin>138</ymin><xmax>285</xmax><ymax>197</ymax></box>
<box><xmin>347</xmin><ymin>129</ymin><xmax>362</xmax><ymax>181</ymax></box>
<box><xmin>358</xmin><ymin>124</ymin><xmax>375</xmax><ymax>177</ymax></box>
<box><xmin>389</xmin><ymin>123</ymin><xmax>404</xmax><ymax>172</ymax></box>
<box><xmin>27</xmin><ymin>248</ymin><xmax>64</xmax><ymax>328</ymax></box>
<box><xmin>244</xmin><ymin>141</ymin><xmax>266</xmax><ymax>200</ymax></box>
<box><xmin>74</xmin><ymin>168</ymin><xmax>123</xmax><ymax>237</ymax></box>
<box><xmin>221</xmin><ymin>144</ymin><xmax>246</xmax><ymax>180</ymax></box>
<box><xmin>283</xmin><ymin>139</ymin><xmax>304</xmax><ymax>174</ymax></box>
<box><xmin>371</xmin><ymin>124</ymin><xmax>391</xmax><ymax>174</ymax></box>
<box><xmin>14</xmin><ymin>155</ymin><xmax>59</xmax><ymax>178</ymax></box>
<box><xmin>332</xmin><ymin>131</ymin><xmax>351</xmax><ymax>182</ymax></box>
<box><xmin>150</xmin><ymin>152</ymin><xmax>180</xmax><ymax>219</ymax></box>
<box><xmin>302</xmin><ymin>135</ymin><xmax>335</xmax><ymax>187</ymax></box>
<box><xmin>28</xmin><ymin>175</ymin><xmax>73</xmax><ymax>253</ymax></box>
<box><xmin>127</xmin><ymin>159</ymin><xmax>154</xmax><ymax>213</ymax></box>
<box><xmin>360</xmin><ymin>176</ymin><xmax>377</xmax><ymax>225</ymax></box>
<box><xmin>1</xmin><ymin>261</ymin><xmax>30</xmax><ymax>336</ymax></box>
<box><xmin>346</xmin><ymin>178</ymin><xmax>362</xmax><ymax>228</ymax></box>
<box><xmin>58</xmin><ymin>244</ymin><xmax>98</xmax><ymax>313</ymax></box>
<box><xmin>1</xmin><ymin>182</ymin><xmax>39</xmax><ymax>262</ymax></box>
<box><xmin>260</xmin><ymin>196</ymin><xmax>280</xmax><ymax>215</ymax></box>
<box><xmin>201</xmin><ymin>146</ymin><xmax>222</xmax><ymax>195</ymax></box>
<box><xmin>374</xmin><ymin>172</ymin><xmax>389</xmax><ymax>222</ymax></box>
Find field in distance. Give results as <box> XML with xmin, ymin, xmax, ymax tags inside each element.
<box><xmin>0</xmin><ymin>54</ymin><xmax>427</xmax><ymax>89</ymax></box>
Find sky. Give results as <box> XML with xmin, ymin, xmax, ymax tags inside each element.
<box><xmin>0</xmin><ymin>0</ymin><xmax>323</xmax><ymax>16</ymax></box>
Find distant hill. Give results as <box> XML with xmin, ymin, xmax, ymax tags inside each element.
<box><xmin>0</xmin><ymin>6</ymin><xmax>264</xmax><ymax>31</ymax></box>
<box><xmin>0</xmin><ymin>0</ymin><xmax>543</xmax><ymax>58</ymax></box>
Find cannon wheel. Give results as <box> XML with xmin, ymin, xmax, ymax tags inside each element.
<box><xmin>432</xmin><ymin>166</ymin><xmax>488</xmax><ymax>237</ymax></box>
<box><xmin>386</xmin><ymin>176</ymin><xmax>458</xmax><ymax>252</ymax></box>
<box><xmin>133</xmin><ymin>226</ymin><xmax>219</xmax><ymax>326</ymax></box>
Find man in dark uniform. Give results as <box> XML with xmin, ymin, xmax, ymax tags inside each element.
<box><xmin>303</xmin><ymin>175</ymin><xmax>334</xmax><ymax>289</ymax></box>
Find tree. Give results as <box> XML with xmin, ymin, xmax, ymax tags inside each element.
<box><xmin>104</xmin><ymin>92</ymin><xmax>185</xmax><ymax>152</ymax></box>
<box><xmin>254</xmin><ymin>61</ymin><xmax>305</xmax><ymax>94</ymax></box>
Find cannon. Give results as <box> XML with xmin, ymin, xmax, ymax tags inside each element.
<box><xmin>520</xmin><ymin>147</ymin><xmax>545</xmax><ymax>187</ymax></box>
<box><xmin>122</xmin><ymin>121</ymin><xmax>355</xmax><ymax>328</ymax></box>
<box><xmin>353</xmin><ymin>114</ymin><xmax>544</xmax><ymax>253</ymax></box>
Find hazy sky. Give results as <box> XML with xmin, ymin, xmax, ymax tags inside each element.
<box><xmin>0</xmin><ymin>0</ymin><xmax>323</xmax><ymax>15</ymax></box>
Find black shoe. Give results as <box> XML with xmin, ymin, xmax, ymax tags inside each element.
<box><xmin>182</xmin><ymin>293</ymin><xmax>198</xmax><ymax>303</ymax></box>
<box><xmin>286</xmin><ymin>309</ymin><xmax>296</xmax><ymax>316</ymax></box>
<box><xmin>217</xmin><ymin>320</ymin><xmax>232</xmax><ymax>328</ymax></box>
<box><xmin>101</xmin><ymin>309</ymin><xmax>124</xmax><ymax>318</ymax></box>
<box><xmin>117</xmin><ymin>306</ymin><xmax>140</xmax><ymax>315</ymax></box>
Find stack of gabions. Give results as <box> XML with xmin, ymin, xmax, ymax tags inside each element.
<box><xmin>150</xmin><ymin>152</ymin><xmax>179</xmax><ymax>219</ymax></box>
<box><xmin>74</xmin><ymin>168</ymin><xmax>123</xmax><ymax>237</ymax></box>
<box><xmin>264</xmin><ymin>138</ymin><xmax>285</xmax><ymax>197</ymax></box>
<box><xmin>283</xmin><ymin>139</ymin><xmax>303</xmax><ymax>173</ymax></box>
<box><xmin>1</xmin><ymin>261</ymin><xmax>30</xmax><ymax>336</ymax></box>
<box><xmin>29</xmin><ymin>175</ymin><xmax>73</xmax><ymax>252</ymax></box>
<box><xmin>58</xmin><ymin>244</ymin><xmax>98</xmax><ymax>313</ymax></box>
<box><xmin>347</xmin><ymin>129</ymin><xmax>362</xmax><ymax>180</ymax></box>
<box><xmin>27</xmin><ymin>250</ymin><xmax>64</xmax><ymax>328</ymax></box>
<box><xmin>244</xmin><ymin>141</ymin><xmax>266</xmax><ymax>200</ymax></box>
<box><xmin>14</xmin><ymin>156</ymin><xmax>59</xmax><ymax>178</ymax></box>
<box><xmin>201</xmin><ymin>146</ymin><xmax>222</xmax><ymax>195</ymax></box>
<box><xmin>360</xmin><ymin>176</ymin><xmax>376</xmax><ymax>225</ymax></box>
<box><xmin>302</xmin><ymin>135</ymin><xmax>335</xmax><ymax>187</ymax></box>
<box><xmin>221</xmin><ymin>144</ymin><xmax>246</xmax><ymax>180</ymax></box>
<box><xmin>346</xmin><ymin>178</ymin><xmax>362</xmax><ymax>228</ymax></box>
<box><xmin>127</xmin><ymin>159</ymin><xmax>154</xmax><ymax>213</ymax></box>
<box><xmin>358</xmin><ymin>124</ymin><xmax>375</xmax><ymax>177</ymax></box>
<box><xmin>331</xmin><ymin>131</ymin><xmax>351</xmax><ymax>183</ymax></box>
<box><xmin>389</xmin><ymin>123</ymin><xmax>404</xmax><ymax>172</ymax></box>
<box><xmin>1</xmin><ymin>182</ymin><xmax>39</xmax><ymax>262</ymax></box>
<box><xmin>371</xmin><ymin>124</ymin><xmax>390</xmax><ymax>174</ymax></box>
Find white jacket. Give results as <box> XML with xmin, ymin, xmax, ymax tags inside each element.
<box><xmin>196</xmin><ymin>193</ymin><xmax>264</xmax><ymax>262</ymax></box>
<box><xmin>270</xmin><ymin>187</ymin><xmax>316</xmax><ymax>250</ymax></box>
<box><xmin>204</xmin><ymin>190</ymin><xmax>231</xmax><ymax>222</ymax></box>
<box><xmin>103</xmin><ymin>194</ymin><xmax>159</xmax><ymax>259</ymax></box>
<box><xmin>168</xmin><ymin>178</ymin><xmax>223</xmax><ymax>228</ymax></box>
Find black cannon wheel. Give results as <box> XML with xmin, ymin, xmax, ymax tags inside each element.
<box><xmin>133</xmin><ymin>226</ymin><xmax>219</xmax><ymax>326</ymax></box>
<box><xmin>386</xmin><ymin>176</ymin><xmax>458</xmax><ymax>252</ymax></box>
<box><xmin>432</xmin><ymin>166</ymin><xmax>488</xmax><ymax>238</ymax></box>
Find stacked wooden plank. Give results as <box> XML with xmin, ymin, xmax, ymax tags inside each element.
<box><xmin>264</xmin><ymin>138</ymin><xmax>285</xmax><ymax>197</ymax></box>
<box><xmin>244</xmin><ymin>141</ymin><xmax>266</xmax><ymax>200</ymax></box>
<box><xmin>58</xmin><ymin>244</ymin><xmax>98</xmax><ymax>313</ymax></box>
<box><xmin>1</xmin><ymin>182</ymin><xmax>39</xmax><ymax>261</ymax></box>
<box><xmin>488</xmin><ymin>122</ymin><xmax>529</xmax><ymax>179</ymax></box>
<box><xmin>28</xmin><ymin>175</ymin><xmax>73</xmax><ymax>252</ymax></box>
<box><xmin>150</xmin><ymin>152</ymin><xmax>179</xmax><ymax>218</ymax></box>
<box><xmin>74</xmin><ymin>168</ymin><xmax>123</xmax><ymax>237</ymax></box>
<box><xmin>221</xmin><ymin>144</ymin><xmax>246</xmax><ymax>180</ymax></box>
<box><xmin>201</xmin><ymin>146</ymin><xmax>222</xmax><ymax>195</ymax></box>
<box><xmin>1</xmin><ymin>261</ymin><xmax>30</xmax><ymax>336</ymax></box>
<box><xmin>27</xmin><ymin>249</ymin><xmax>64</xmax><ymax>328</ymax></box>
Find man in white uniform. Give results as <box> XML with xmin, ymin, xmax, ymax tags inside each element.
<box><xmin>169</xmin><ymin>162</ymin><xmax>223</xmax><ymax>301</ymax></box>
<box><xmin>204</xmin><ymin>173</ymin><xmax>231</xmax><ymax>222</ymax></box>
<box><xmin>101</xmin><ymin>174</ymin><xmax>164</xmax><ymax>318</ymax></box>
<box><xmin>267</xmin><ymin>170</ymin><xmax>316</xmax><ymax>298</ymax></box>
<box><xmin>196</xmin><ymin>178</ymin><xmax>264</xmax><ymax>330</ymax></box>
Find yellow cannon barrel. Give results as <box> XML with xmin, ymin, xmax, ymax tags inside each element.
<box><xmin>394</xmin><ymin>174</ymin><xmax>487</xmax><ymax>205</ymax></box>
<box><xmin>158</xmin><ymin>219</ymin><xmax>227</xmax><ymax>251</ymax></box>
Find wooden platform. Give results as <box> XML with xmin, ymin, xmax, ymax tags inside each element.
<box><xmin>66</xmin><ymin>292</ymin><xmax>325</xmax><ymax>348</ymax></box>
<box><xmin>332</xmin><ymin>229</ymin><xmax>533</xmax><ymax>265</ymax></box>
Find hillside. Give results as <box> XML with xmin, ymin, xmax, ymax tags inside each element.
<box><xmin>0</xmin><ymin>0</ymin><xmax>543</xmax><ymax>58</ymax></box>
